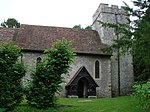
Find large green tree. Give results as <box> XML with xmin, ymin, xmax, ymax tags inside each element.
<box><xmin>0</xmin><ymin>43</ymin><xmax>26</xmax><ymax>111</ymax></box>
<box><xmin>131</xmin><ymin>0</ymin><xmax>150</xmax><ymax>81</ymax></box>
<box><xmin>125</xmin><ymin>1</ymin><xmax>150</xmax><ymax>109</ymax></box>
<box><xmin>26</xmin><ymin>39</ymin><xmax>76</xmax><ymax>109</ymax></box>
<box><xmin>1</xmin><ymin>18</ymin><xmax>20</xmax><ymax>28</ymax></box>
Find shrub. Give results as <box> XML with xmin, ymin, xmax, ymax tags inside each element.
<box><xmin>133</xmin><ymin>80</ymin><xmax>150</xmax><ymax>109</ymax></box>
<box><xmin>26</xmin><ymin>39</ymin><xmax>76</xmax><ymax>109</ymax></box>
<box><xmin>0</xmin><ymin>43</ymin><xmax>26</xmax><ymax>111</ymax></box>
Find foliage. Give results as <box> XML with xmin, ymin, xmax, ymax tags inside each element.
<box><xmin>85</xmin><ymin>25</ymin><xmax>92</xmax><ymax>30</ymax></box>
<box><xmin>133</xmin><ymin>80</ymin><xmax>150</xmax><ymax>109</ymax></box>
<box><xmin>98</xmin><ymin>21</ymin><xmax>132</xmax><ymax>54</ymax></box>
<box><xmin>26</xmin><ymin>39</ymin><xmax>76</xmax><ymax>109</ymax></box>
<box><xmin>73</xmin><ymin>24</ymin><xmax>92</xmax><ymax>30</ymax></box>
<box><xmin>98</xmin><ymin>0</ymin><xmax>150</xmax><ymax>81</ymax></box>
<box><xmin>73</xmin><ymin>24</ymin><xmax>82</xmax><ymax>29</ymax></box>
<box><xmin>132</xmin><ymin>3</ymin><xmax>150</xmax><ymax>81</ymax></box>
<box><xmin>1</xmin><ymin>18</ymin><xmax>20</xmax><ymax>28</ymax></box>
<box><xmin>0</xmin><ymin>43</ymin><xmax>26</xmax><ymax>111</ymax></box>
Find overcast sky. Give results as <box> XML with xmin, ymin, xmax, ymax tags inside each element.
<box><xmin>0</xmin><ymin>0</ymin><xmax>133</xmax><ymax>28</ymax></box>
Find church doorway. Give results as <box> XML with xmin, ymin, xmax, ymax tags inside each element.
<box><xmin>65</xmin><ymin>66</ymin><xmax>99</xmax><ymax>98</ymax></box>
<box><xmin>77</xmin><ymin>77</ymin><xmax>89</xmax><ymax>98</ymax></box>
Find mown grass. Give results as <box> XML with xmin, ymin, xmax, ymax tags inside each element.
<box><xmin>1</xmin><ymin>96</ymin><xmax>149</xmax><ymax>112</ymax></box>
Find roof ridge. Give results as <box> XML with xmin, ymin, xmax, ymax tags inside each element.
<box><xmin>20</xmin><ymin>24</ymin><xmax>96</xmax><ymax>32</ymax></box>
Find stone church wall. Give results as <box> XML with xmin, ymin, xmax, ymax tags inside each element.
<box><xmin>62</xmin><ymin>54</ymin><xmax>111</xmax><ymax>98</ymax></box>
<box><xmin>22</xmin><ymin>52</ymin><xmax>111</xmax><ymax>98</ymax></box>
<box><xmin>21</xmin><ymin>52</ymin><xmax>44</xmax><ymax>86</ymax></box>
<box><xmin>92</xmin><ymin>4</ymin><xmax>134</xmax><ymax>96</ymax></box>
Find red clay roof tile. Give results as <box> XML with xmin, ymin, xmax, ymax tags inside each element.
<box><xmin>0</xmin><ymin>24</ymin><xmax>110</xmax><ymax>55</ymax></box>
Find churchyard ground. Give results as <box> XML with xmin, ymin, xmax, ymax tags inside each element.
<box><xmin>5</xmin><ymin>96</ymin><xmax>149</xmax><ymax>112</ymax></box>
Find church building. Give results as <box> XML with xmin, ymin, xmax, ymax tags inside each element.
<box><xmin>0</xmin><ymin>4</ymin><xmax>134</xmax><ymax>98</ymax></box>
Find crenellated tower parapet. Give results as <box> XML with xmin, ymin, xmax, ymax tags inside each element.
<box><xmin>93</xmin><ymin>4</ymin><xmax>127</xmax><ymax>25</ymax></box>
<box><xmin>92</xmin><ymin>4</ymin><xmax>128</xmax><ymax>45</ymax></box>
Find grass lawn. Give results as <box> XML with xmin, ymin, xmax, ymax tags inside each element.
<box><xmin>2</xmin><ymin>96</ymin><xmax>149</xmax><ymax>112</ymax></box>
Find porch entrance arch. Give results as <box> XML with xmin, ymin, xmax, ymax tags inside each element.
<box><xmin>66</xmin><ymin>66</ymin><xmax>99</xmax><ymax>98</ymax></box>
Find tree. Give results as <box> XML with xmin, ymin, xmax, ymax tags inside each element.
<box><xmin>128</xmin><ymin>1</ymin><xmax>150</xmax><ymax>109</ymax></box>
<box><xmin>73</xmin><ymin>24</ymin><xmax>92</xmax><ymax>30</ymax></box>
<box><xmin>0</xmin><ymin>43</ymin><xmax>26</xmax><ymax>112</ymax></box>
<box><xmin>99</xmin><ymin>0</ymin><xmax>150</xmax><ymax>81</ymax></box>
<box><xmin>131</xmin><ymin>0</ymin><xmax>150</xmax><ymax>81</ymax></box>
<box><xmin>85</xmin><ymin>25</ymin><xmax>92</xmax><ymax>30</ymax></box>
<box><xmin>73</xmin><ymin>24</ymin><xmax>82</xmax><ymax>29</ymax></box>
<box><xmin>1</xmin><ymin>18</ymin><xmax>20</xmax><ymax>28</ymax></box>
<box><xmin>26</xmin><ymin>39</ymin><xmax>76</xmax><ymax>109</ymax></box>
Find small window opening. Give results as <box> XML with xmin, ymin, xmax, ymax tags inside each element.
<box><xmin>95</xmin><ymin>60</ymin><xmax>100</xmax><ymax>78</ymax></box>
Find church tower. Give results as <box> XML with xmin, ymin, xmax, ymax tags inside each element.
<box><xmin>92</xmin><ymin>4</ymin><xmax>134</xmax><ymax>96</ymax></box>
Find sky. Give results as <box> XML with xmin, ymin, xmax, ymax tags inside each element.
<box><xmin>0</xmin><ymin>0</ymin><xmax>133</xmax><ymax>28</ymax></box>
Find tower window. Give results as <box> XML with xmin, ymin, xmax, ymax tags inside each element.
<box><xmin>95</xmin><ymin>60</ymin><xmax>100</xmax><ymax>78</ymax></box>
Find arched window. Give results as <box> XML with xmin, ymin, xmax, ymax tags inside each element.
<box><xmin>37</xmin><ymin>57</ymin><xmax>42</xmax><ymax>66</ymax></box>
<box><xmin>95</xmin><ymin>60</ymin><xmax>100</xmax><ymax>78</ymax></box>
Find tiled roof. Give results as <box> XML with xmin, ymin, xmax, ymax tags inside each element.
<box><xmin>0</xmin><ymin>27</ymin><xmax>16</xmax><ymax>44</ymax></box>
<box><xmin>0</xmin><ymin>24</ymin><xmax>111</xmax><ymax>55</ymax></box>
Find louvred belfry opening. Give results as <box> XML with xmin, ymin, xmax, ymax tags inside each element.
<box><xmin>65</xmin><ymin>66</ymin><xmax>99</xmax><ymax>98</ymax></box>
